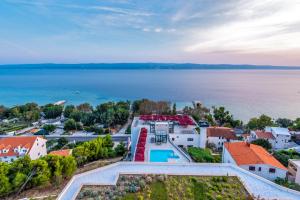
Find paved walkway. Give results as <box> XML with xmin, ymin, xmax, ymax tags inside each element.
<box><xmin>58</xmin><ymin>162</ymin><xmax>300</xmax><ymax>200</ymax></box>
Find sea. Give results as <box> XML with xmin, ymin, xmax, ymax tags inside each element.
<box><xmin>0</xmin><ymin>65</ymin><xmax>300</xmax><ymax>122</ymax></box>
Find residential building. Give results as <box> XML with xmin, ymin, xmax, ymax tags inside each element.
<box><xmin>0</xmin><ymin>136</ymin><xmax>47</xmax><ymax>163</ymax></box>
<box><xmin>49</xmin><ymin>149</ymin><xmax>72</xmax><ymax>157</ymax></box>
<box><xmin>223</xmin><ymin>142</ymin><xmax>287</xmax><ymax>180</ymax></box>
<box><xmin>206</xmin><ymin>127</ymin><xmax>238</xmax><ymax>150</ymax></box>
<box><xmin>249</xmin><ymin>130</ymin><xmax>276</xmax><ymax>148</ymax></box>
<box><xmin>265</xmin><ymin>127</ymin><xmax>291</xmax><ymax>149</ymax></box>
<box><xmin>288</xmin><ymin>159</ymin><xmax>300</xmax><ymax>184</ymax></box>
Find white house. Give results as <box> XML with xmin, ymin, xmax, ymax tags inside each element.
<box><xmin>0</xmin><ymin>136</ymin><xmax>47</xmax><ymax>163</ymax></box>
<box><xmin>206</xmin><ymin>127</ymin><xmax>238</xmax><ymax>150</ymax></box>
<box><xmin>223</xmin><ymin>142</ymin><xmax>287</xmax><ymax>180</ymax></box>
<box><xmin>265</xmin><ymin>127</ymin><xmax>291</xmax><ymax>149</ymax></box>
<box><xmin>288</xmin><ymin>159</ymin><xmax>300</xmax><ymax>184</ymax></box>
<box><xmin>249</xmin><ymin>130</ymin><xmax>276</xmax><ymax>148</ymax></box>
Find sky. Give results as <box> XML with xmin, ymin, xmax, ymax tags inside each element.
<box><xmin>1</xmin><ymin>0</ymin><xmax>300</xmax><ymax>66</ymax></box>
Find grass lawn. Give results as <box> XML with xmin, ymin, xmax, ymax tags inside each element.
<box><xmin>120</xmin><ymin>176</ymin><xmax>250</xmax><ymax>200</ymax></box>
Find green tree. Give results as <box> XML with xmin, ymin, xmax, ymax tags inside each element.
<box><xmin>247</xmin><ymin>114</ymin><xmax>274</xmax><ymax>130</ymax></box>
<box><xmin>0</xmin><ymin>162</ymin><xmax>11</xmax><ymax>196</ymax></box>
<box><xmin>12</xmin><ymin>172</ymin><xmax>27</xmax><ymax>190</ymax></box>
<box><xmin>115</xmin><ymin>142</ymin><xmax>126</xmax><ymax>156</ymax></box>
<box><xmin>172</xmin><ymin>103</ymin><xmax>177</xmax><ymax>115</ymax></box>
<box><xmin>61</xmin><ymin>156</ymin><xmax>77</xmax><ymax>178</ymax></box>
<box><xmin>251</xmin><ymin>139</ymin><xmax>272</xmax><ymax>150</ymax></box>
<box><xmin>30</xmin><ymin>159</ymin><xmax>51</xmax><ymax>187</ymax></box>
<box><xmin>0</xmin><ymin>105</ymin><xmax>8</xmax><ymax>119</ymax></box>
<box><xmin>64</xmin><ymin>119</ymin><xmax>77</xmax><ymax>131</ymax></box>
<box><xmin>43</xmin><ymin>104</ymin><xmax>63</xmax><ymax>119</ymax></box>
<box><xmin>276</xmin><ymin>118</ymin><xmax>293</xmax><ymax>128</ymax></box>
<box><xmin>43</xmin><ymin>155</ymin><xmax>63</xmax><ymax>185</ymax></box>
<box><xmin>43</xmin><ymin>124</ymin><xmax>56</xmax><ymax>133</ymax></box>
<box><xmin>64</xmin><ymin>105</ymin><xmax>75</xmax><ymax>118</ymax></box>
<box><xmin>69</xmin><ymin>110</ymin><xmax>82</xmax><ymax>122</ymax></box>
<box><xmin>77</xmin><ymin>103</ymin><xmax>93</xmax><ymax>112</ymax></box>
<box><xmin>213</xmin><ymin>106</ymin><xmax>233</xmax><ymax>126</ymax></box>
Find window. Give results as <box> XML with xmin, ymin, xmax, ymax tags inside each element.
<box><xmin>178</xmin><ymin>145</ymin><xmax>184</xmax><ymax>148</ymax></box>
<box><xmin>38</xmin><ymin>152</ymin><xmax>40</xmax><ymax>156</ymax></box>
<box><xmin>249</xmin><ymin>166</ymin><xmax>255</xmax><ymax>171</ymax></box>
<box><xmin>269</xmin><ymin>168</ymin><xmax>276</xmax><ymax>173</ymax></box>
<box><xmin>172</xmin><ymin>138</ymin><xmax>175</xmax><ymax>141</ymax></box>
<box><xmin>258</xmin><ymin>167</ymin><xmax>261</xmax><ymax>171</ymax></box>
<box><xmin>187</xmin><ymin>145</ymin><xmax>193</xmax><ymax>148</ymax></box>
<box><xmin>187</xmin><ymin>138</ymin><xmax>194</xmax><ymax>141</ymax></box>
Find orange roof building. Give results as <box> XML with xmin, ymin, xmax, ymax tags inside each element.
<box><xmin>0</xmin><ymin>136</ymin><xmax>47</xmax><ymax>163</ymax></box>
<box><xmin>223</xmin><ymin>142</ymin><xmax>287</xmax><ymax>180</ymax></box>
<box><xmin>49</xmin><ymin>149</ymin><xmax>72</xmax><ymax>157</ymax></box>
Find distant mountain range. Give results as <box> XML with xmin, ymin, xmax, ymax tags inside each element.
<box><xmin>1</xmin><ymin>63</ymin><xmax>300</xmax><ymax>70</ymax></box>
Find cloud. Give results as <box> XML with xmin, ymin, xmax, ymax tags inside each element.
<box><xmin>182</xmin><ymin>0</ymin><xmax>300</xmax><ymax>54</ymax></box>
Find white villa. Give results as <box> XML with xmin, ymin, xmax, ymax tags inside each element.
<box><xmin>131</xmin><ymin>115</ymin><xmax>202</xmax><ymax>163</ymax></box>
<box><xmin>0</xmin><ymin>136</ymin><xmax>47</xmax><ymax>163</ymax></box>
<box><xmin>222</xmin><ymin>142</ymin><xmax>287</xmax><ymax>180</ymax></box>
<box><xmin>265</xmin><ymin>127</ymin><xmax>291</xmax><ymax>149</ymax></box>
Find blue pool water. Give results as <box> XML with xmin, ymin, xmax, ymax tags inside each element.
<box><xmin>150</xmin><ymin>149</ymin><xmax>180</xmax><ymax>162</ymax></box>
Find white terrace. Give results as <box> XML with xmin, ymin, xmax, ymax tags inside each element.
<box><xmin>58</xmin><ymin>162</ymin><xmax>300</xmax><ymax>200</ymax></box>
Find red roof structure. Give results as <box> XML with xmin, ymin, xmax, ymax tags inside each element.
<box><xmin>134</xmin><ymin>128</ymin><xmax>148</xmax><ymax>162</ymax></box>
<box><xmin>139</xmin><ymin>114</ymin><xmax>195</xmax><ymax>126</ymax></box>
<box><xmin>254</xmin><ymin>131</ymin><xmax>275</xmax><ymax>140</ymax></box>
<box><xmin>207</xmin><ymin>127</ymin><xmax>237</xmax><ymax>140</ymax></box>
<box><xmin>0</xmin><ymin>136</ymin><xmax>44</xmax><ymax>157</ymax></box>
<box><xmin>49</xmin><ymin>149</ymin><xmax>72</xmax><ymax>157</ymax></box>
<box><xmin>224</xmin><ymin>142</ymin><xmax>286</xmax><ymax>170</ymax></box>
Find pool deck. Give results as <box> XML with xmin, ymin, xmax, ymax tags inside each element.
<box><xmin>145</xmin><ymin>134</ymin><xmax>189</xmax><ymax>162</ymax></box>
<box><xmin>58</xmin><ymin>162</ymin><xmax>300</xmax><ymax>200</ymax></box>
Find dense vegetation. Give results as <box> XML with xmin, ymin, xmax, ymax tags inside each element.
<box><xmin>72</xmin><ymin>135</ymin><xmax>126</xmax><ymax>166</ymax></box>
<box><xmin>132</xmin><ymin>99</ymin><xmax>171</xmax><ymax>115</ymax></box>
<box><xmin>275</xmin><ymin>178</ymin><xmax>300</xmax><ymax>192</ymax></box>
<box><xmin>0</xmin><ymin>135</ymin><xmax>126</xmax><ymax>198</ymax></box>
<box><xmin>187</xmin><ymin>147</ymin><xmax>220</xmax><ymax>163</ymax></box>
<box><xmin>0</xmin><ymin>155</ymin><xmax>76</xmax><ymax>197</ymax></box>
<box><xmin>251</xmin><ymin>139</ymin><xmax>272</xmax><ymax>150</ymax></box>
<box><xmin>273</xmin><ymin>150</ymin><xmax>300</xmax><ymax>167</ymax></box>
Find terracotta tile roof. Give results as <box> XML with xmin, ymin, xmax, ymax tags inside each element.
<box><xmin>207</xmin><ymin>127</ymin><xmax>237</xmax><ymax>140</ymax></box>
<box><xmin>49</xmin><ymin>149</ymin><xmax>72</xmax><ymax>157</ymax></box>
<box><xmin>0</xmin><ymin>136</ymin><xmax>44</xmax><ymax>157</ymax></box>
<box><xmin>255</xmin><ymin>131</ymin><xmax>275</xmax><ymax>139</ymax></box>
<box><xmin>224</xmin><ymin>142</ymin><xmax>287</xmax><ymax>170</ymax></box>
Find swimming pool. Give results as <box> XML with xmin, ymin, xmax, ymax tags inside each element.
<box><xmin>150</xmin><ymin>149</ymin><xmax>180</xmax><ymax>162</ymax></box>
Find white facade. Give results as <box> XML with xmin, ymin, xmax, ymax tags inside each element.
<box><xmin>28</xmin><ymin>137</ymin><xmax>47</xmax><ymax>160</ymax></box>
<box><xmin>266</xmin><ymin>127</ymin><xmax>291</xmax><ymax>149</ymax></box>
<box><xmin>288</xmin><ymin>160</ymin><xmax>300</xmax><ymax>184</ymax></box>
<box><xmin>223</xmin><ymin>146</ymin><xmax>287</xmax><ymax>181</ymax></box>
<box><xmin>169</xmin><ymin>133</ymin><xmax>200</xmax><ymax>148</ymax></box>
<box><xmin>249</xmin><ymin>131</ymin><xmax>276</xmax><ymax>148</ymax></box>
<box><xmin>207</xmin><ymin>136</ymin><xmax>238</xmax><ymax>149</ymax></box>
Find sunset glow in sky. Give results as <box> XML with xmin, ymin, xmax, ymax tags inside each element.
<box><xmin>1</xmin><ymin>0</ymin><xmax>300</xmax><ymax>66</ymax></box>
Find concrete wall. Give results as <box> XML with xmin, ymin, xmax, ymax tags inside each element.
<box><xmin>239</xmin><ymin>164</ymin><xmax>287</xmax><ymax>181</ymax></box>
<box><xmin>169</xmin><ymin>133</ymin><xmax>200</xmax><ymax>147</ymax></box>
<box><xmin>28</xmin><ymin>137</ymin><xmax>47</xmax><ymax>160</ymax></box>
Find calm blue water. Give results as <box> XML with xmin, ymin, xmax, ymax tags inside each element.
<box><xmin>0</xmin><ymin>67</ymin><xmax>300</xmax><ymax>121</ymax></box>
<box><xmin>150</xmin><ymin>149</ymin><xmax>180</xmax><ymax>162</ymax></box>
